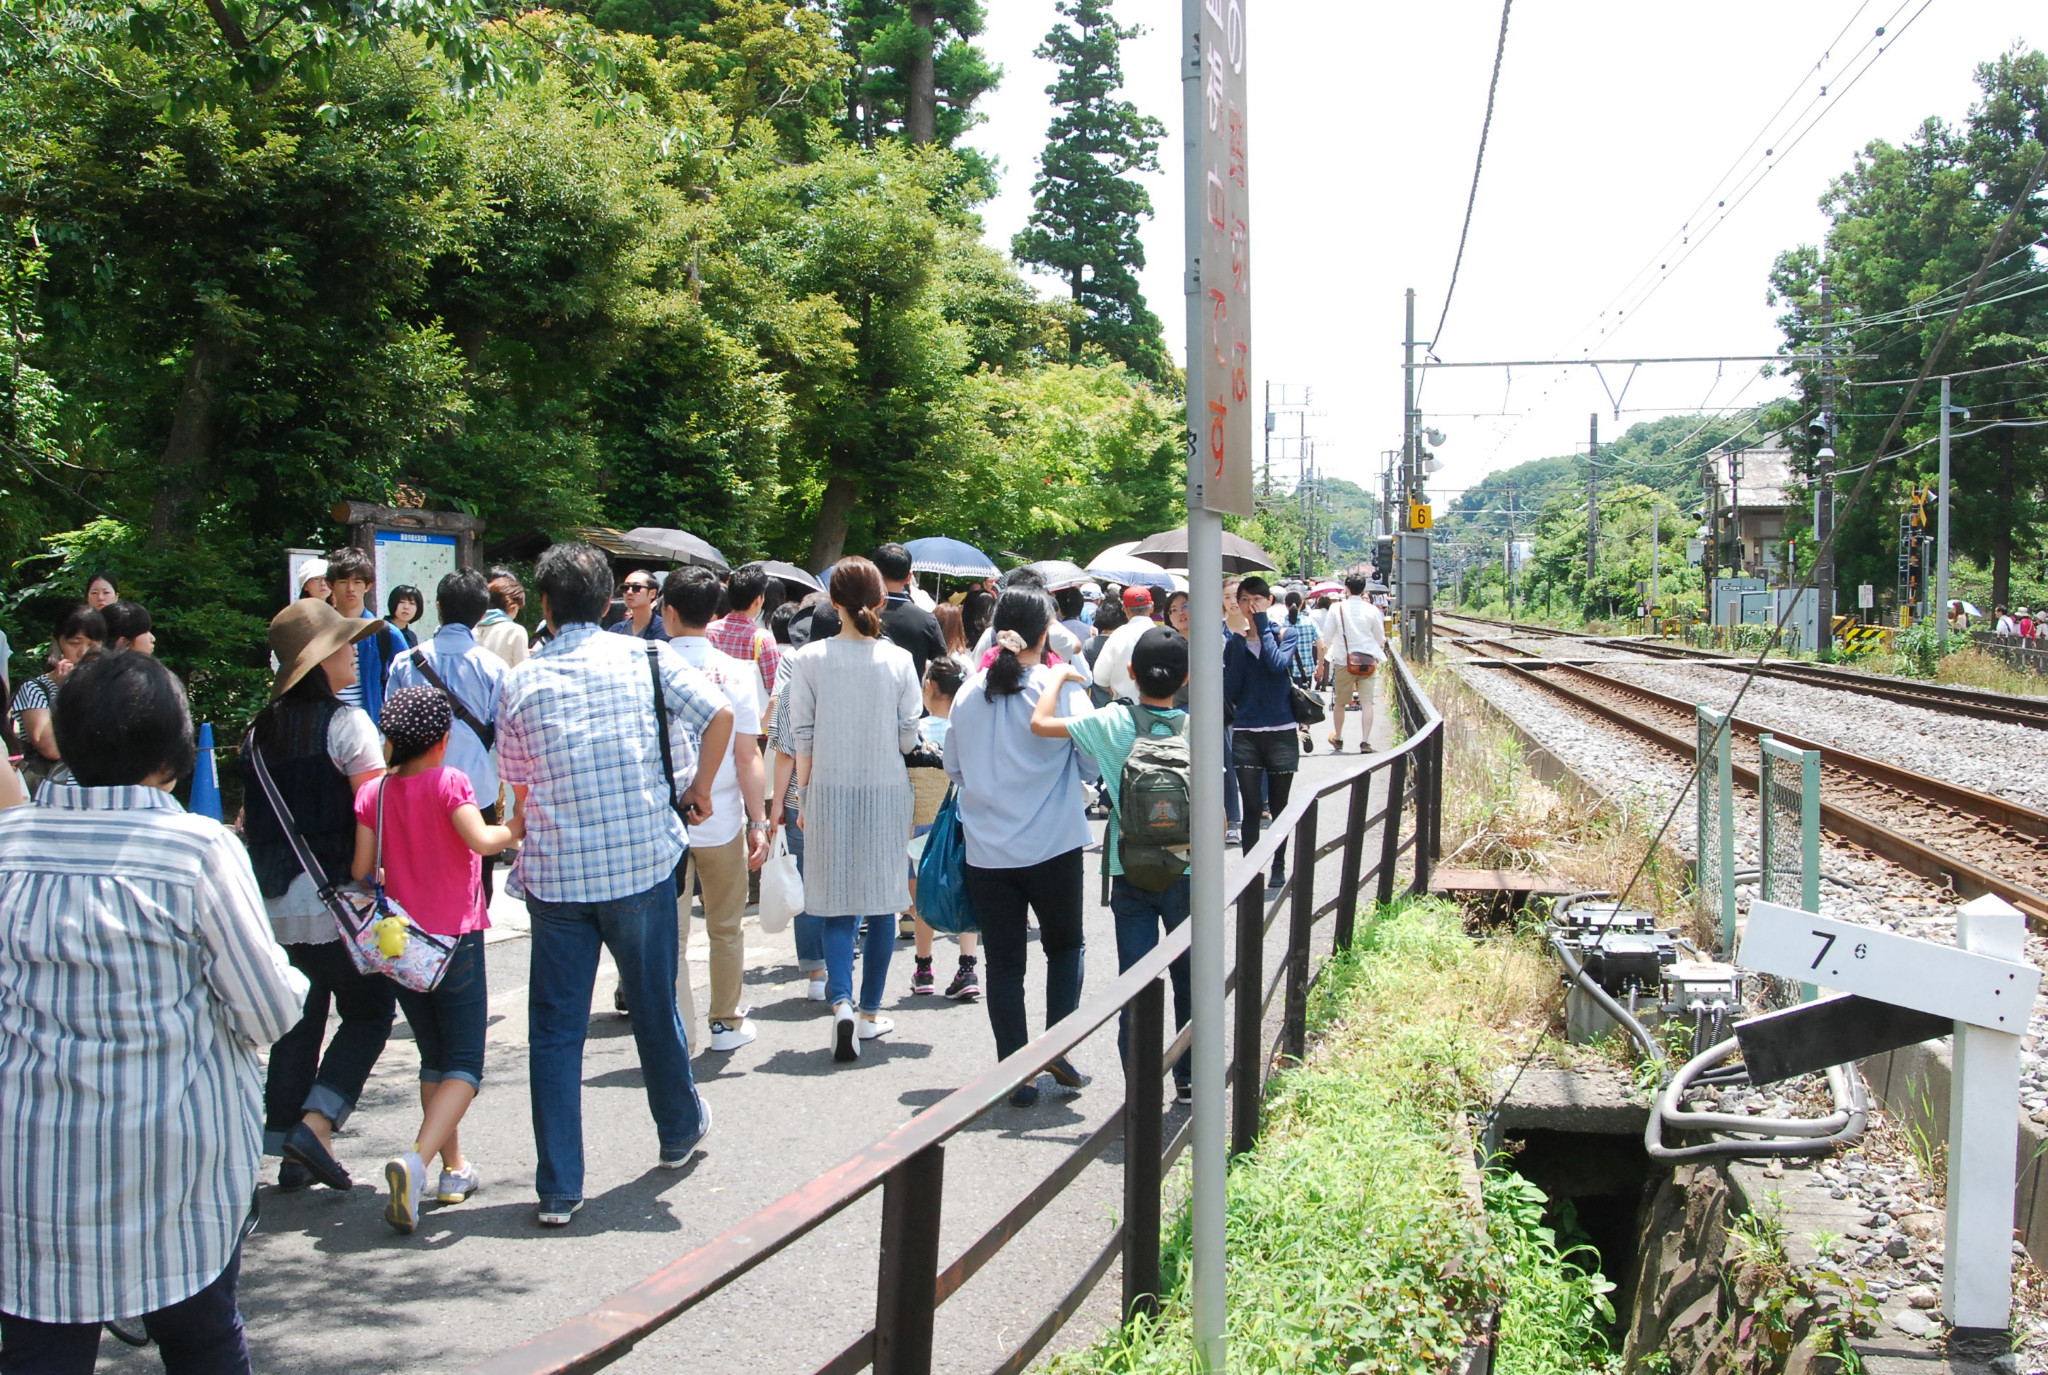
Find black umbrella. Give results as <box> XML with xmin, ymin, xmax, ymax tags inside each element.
<box><xmin>621</xmin><ymin>526</ymin><xmax>730</xmax><ymax>574</ymax></box>
<box><xmin>1129</xmin><ymin>527</ymin><xmax>1276</xmax><ymax>574</ymax></box>
<box><xmin>759</xmin><ymin>560</ymin><xmax>822</xmax><ymax>594</ymax></box>
<box><xmin>1023</xmin><ymin>559</ymin><xmax>1091</xmax><ymax>590</ymax></box>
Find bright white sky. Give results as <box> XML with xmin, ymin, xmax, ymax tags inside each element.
<box><xmin>971</xmin><ymin>0</ymin><xmax>2042</xmax><ymax>505</ymax></box>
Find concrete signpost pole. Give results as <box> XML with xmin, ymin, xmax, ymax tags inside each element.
<box><xmin>1741</xmin><ymin>897</ymin><xmax>2038</xmax><ymax>1338</ymax></box>
<box><xmin>1946</xmin><ymin>894</ymin><xmax>2025</xmax><ymax>1334</ymax></box>
<box><xmin>1182</xmin><ymin>0</ymin><xmax>1252</xmax><ymax>1365</ymax></box>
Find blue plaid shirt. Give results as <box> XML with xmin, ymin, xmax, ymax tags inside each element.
<box><xmin>496</xmin><ymin>622</ymin><xmax>728</xmax><ymax>904</ymax></box>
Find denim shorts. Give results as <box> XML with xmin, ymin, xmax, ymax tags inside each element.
<box><xmin>1232</xmin><ymin>727</ymin><xmax>1299</xmax><ymax>775</ymax></box>
<box><xmin>395</xmin><ymin>930</ymin><xmax>487</xmax><ymax>1089</ymax></box>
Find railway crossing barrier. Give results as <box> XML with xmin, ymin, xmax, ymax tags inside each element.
<box><xmin>1696</xmin><ymin>706</ymin><xmax>1736</xmax><ymax>952</ymax></box>
<box><xmin>1737</xmin><ymin>895</ymin><xmax>2041</xmax><ymax>1335</ymax></box>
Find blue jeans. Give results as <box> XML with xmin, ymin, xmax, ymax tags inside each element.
<box><xmin>1110</xmin><ymin>876</ymin><xmax>1193</xmax><ymax>1087</ymax></box>
<box><xmin>395</xmin><ymin>930</ymin><xmax>487</xmax><ymax>1088</ymax></box>
<box><xmin>527</xmin><ymin>875</ymin><xmax>704</xmax><ymax>1205</ymax></box>
<box><xmin>822</xmin><ymin>915</ymin><xmax>893</xmax><ymax>1013</ymax></box>
<box><xmin>0</xmin><ymin>1244</ymin><xmax>248</xmax><ymax>1375</ymax></box>
<box><xmin>786</xmin><ymin>805</ymin><xmax>824</xmax><ymax>975</ymax></box>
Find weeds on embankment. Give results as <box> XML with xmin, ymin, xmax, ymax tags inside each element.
<box><xmin>1047</xmin><ymin>900</ymin><xmax>1615</xmax><ymax>1375</ymax></box>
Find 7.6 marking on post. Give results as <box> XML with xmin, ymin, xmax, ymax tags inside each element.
<box><xmin>1739</xmin><ymin>902</ymin><xmax>2039</xmax><ymax>1031</ymax></box>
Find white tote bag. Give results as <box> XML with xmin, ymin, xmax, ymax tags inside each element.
<box><xmin>757</xmin><ymin>829</ymin><xmax>803</xmax><ymax>933</ymax></box>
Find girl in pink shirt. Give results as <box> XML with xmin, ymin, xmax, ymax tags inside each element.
<box><xmin>352</xmin><ymin>686</ymin><xmax>515</xmax><ymax>1234</ymax></box>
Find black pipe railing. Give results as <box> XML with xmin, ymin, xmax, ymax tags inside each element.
<box><xmin>468</xmin><ymin>648</ymin><xmax>1445</xmax><ymax>1375</ymax></box>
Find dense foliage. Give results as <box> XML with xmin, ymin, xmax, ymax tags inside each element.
<box><xmin>0</xmin><ymin>0</ymin><xmax>1182</xmax><ymax>723</ymax></box>
<box><xmin>1770</xmin><ymin>46</ymin><xmax>2048</xmax><ymax>611</ymax></box>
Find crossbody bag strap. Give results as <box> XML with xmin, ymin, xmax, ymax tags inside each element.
<box><xmin>409</xmin><ymin>652</ymin><xmax>496</xmax><ymax>751</ymax></box>
<box><xmin>646</xmin><ymin>641</ymin><xmax>683</xmax><ymax>818</ymax></box>
<box><xmin>243</xmin><ymin>729</ymin><xmax>346</xmax><ymax>901</ymax></box>
<box><xmin>373</xmin><ymin>768</ymin><xmax>389</xmax><ymax>895</ymax></box>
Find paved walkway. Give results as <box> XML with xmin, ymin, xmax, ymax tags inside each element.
<box><xmin>93</xmin><ymin>701</ymin><xmax>1397</xmax><ymax>1374</ymax></box>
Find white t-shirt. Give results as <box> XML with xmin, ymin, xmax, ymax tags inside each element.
<box><xmin>1320</xmin><ymin>597</ymin><xmax>1387</xmax><ymax>664</ymax></box>
<box><xmin>265</xmin><ymin>704</ymin><xmax>386</xmax><ymax>943</ymax></box>
<box><xmin>669</xmin><ymin>636</ymin><xmax>764</xmax><ymax>849</ymax></box>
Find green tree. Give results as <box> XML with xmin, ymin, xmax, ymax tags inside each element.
<box><xmin>834</xmin><ymin>1</ymin><xmax>1000</xmax><ymax>191</ymax></box>
<box><xmin>1770</xmin><ymin>46</ymin><xmax>2047</xmax><ymax>608</ymax></box>
<box><xmin>1010</xmin><ymin>0</ymin><xmax>1168</xmax><ymax>382</ymax></box>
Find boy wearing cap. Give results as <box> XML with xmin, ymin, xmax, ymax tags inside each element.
<box><xmin>353</xmin><ymin>686</ymin><xmax>516</xmax><ymax>1233</ymax></box>
<box><xmin>1031</xmin><ymin>626</ymin><xmax>1194</xmax><ymax>1100</ymax></box>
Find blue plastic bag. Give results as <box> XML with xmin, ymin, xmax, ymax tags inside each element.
<box><xmin>915</xmin><ymin>786</ymin><xmax>977</xmax><ymax>935</ymax></box>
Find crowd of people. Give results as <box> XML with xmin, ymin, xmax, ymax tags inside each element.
<box><xmin>0</xmin><ymin>538</ymin><xmax>1389</xmax><ymax>1371</ymax></box>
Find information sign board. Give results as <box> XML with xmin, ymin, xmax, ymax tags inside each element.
<box><xmin>1192</xmin><ymin>0</ymin><xmax>1252</xmax><ymax>516</ymax></box>
<box><xmin>373</xmin><ymin>530</ymin><xmax>458</xmax><ymax>639</ymax></box>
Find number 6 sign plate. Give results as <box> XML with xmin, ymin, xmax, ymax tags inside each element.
<box><xmin>1738</xmin><ymin>901</ymin><xmax>2040</xmax><ymax>1032</ymax></box>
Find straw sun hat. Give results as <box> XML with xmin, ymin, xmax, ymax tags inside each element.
<box><xmin>268</xmin><ymin>599</ymin><xmax>385</xmax><ymax>698</ymax></box>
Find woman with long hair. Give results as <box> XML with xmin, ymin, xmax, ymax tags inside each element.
<box><xmin>1284</xmin><ymin>589</ymin><xmax>1321</xmax><ymax>754</ymax></box>
<box><xmin>945</xmin><ymin>588</ymin><xmax>1096</xmax><ymax>1105</ymax></box>
<box><xmin>960</xmin><ymin>588</ymin><xmax>996</xmax><ymax>649</ymax></box>
<box><xmin>784</xmin><ymin>557</ymin><xmax>923</xmax><ymax>1061</ymax></box>
<box><xmin>933</xmin><ymin>601</ymin><xmax>970</xmax><ymax>666</ymax></box>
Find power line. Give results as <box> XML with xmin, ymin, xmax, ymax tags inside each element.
<box><xmin>1424</xmin><ymin>0</ymin><xmax>1513</xmax><ymax>368</ymax></box>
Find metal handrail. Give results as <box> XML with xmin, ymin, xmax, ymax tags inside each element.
<box><xmin>468</xmin><ymin>648</ymin><xmax>1443</xmax><ymax>1375</ymax></box>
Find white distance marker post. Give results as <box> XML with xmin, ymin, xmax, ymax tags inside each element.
<box><xmin>1740</xmin><ymin>898</ymin><xmax>2040</xmax><ymax>1332</ymax></box>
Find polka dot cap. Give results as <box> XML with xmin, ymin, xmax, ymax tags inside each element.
<box><xmin>380</xmin><ymin>685</ymin><xmax>452</xmax><ymax>763</ymax></box>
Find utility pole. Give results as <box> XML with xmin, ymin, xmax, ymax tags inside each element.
<box><xmin>1400</xmin><ymin>288</ymin><xmax>1431</xmax><ymax>658</ymax></box>
<box><xmin>1815</xmin><ymin>273</ymin><xmax>1838</xmax><ymax>657</ymax></box>
<box><xmin>1937</xmin><ymin>376</ymin><xmax>1962</xmax><ymax>650</ymax></box>
<box><xmin>1727</xmin><ymin>449</ymin><xmax>1744</xmax><ymax>577</ymax></box>
<box><xmin>1650</xmin><ymin>497</ymin><xmax>1661</xmax><ymax>630</ymax></box>
<box><xmin>1506</xmin><ymin>484</ymin><xmax>1519</xmax><ymax>626</ymax></box>
<box><xmin>1586</xmin><ymin>414</ymin><xmax>1599</xmax><ymax>586</ymax></box>
<box><xmin>1703</xmin><ymin>454</ymin><xmax>1720</xmax><ymax>622</ymax></box>
<box><xmin>1261</xmin><ymin>380</ymin><xmax>1273</xmax><ymax>499</ymax></box>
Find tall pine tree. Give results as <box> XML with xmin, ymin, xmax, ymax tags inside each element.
<box><xmin>1012</xmin><ymin>0</ymin><xmax>1170</xmax><ymax>382</ymax></box>
<box><xmin>835</xmin><ymin>2</ymin><xmax>1001</xmax><ymax>192</ymax></box>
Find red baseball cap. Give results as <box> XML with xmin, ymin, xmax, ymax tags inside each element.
<box><xmin>1121</xmin><ymin>585</ymin><xmax>1154</xmax><ymax>609</ymax></box>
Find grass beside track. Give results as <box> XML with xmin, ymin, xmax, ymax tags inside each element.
<box><xmin>1048</xmin><ymin>900</ymin><xmax>1616</xmax><ymax>1375</ymax></box>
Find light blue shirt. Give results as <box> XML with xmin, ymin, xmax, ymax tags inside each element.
<box><xmin>496</xmin><ymin>623</ymin><xmax>727</xmax><ymax>904</ymax></box>
<box><xmin>388</xmin><ymin>623</ymin><xmax>508</xmax><ymax>805</ymax></box>
<box><xmin>945</xmin><ymin>665</ymin><xmax>1098</xmax><ymax>870</ymax></box>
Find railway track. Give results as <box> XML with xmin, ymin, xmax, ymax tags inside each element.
<box><xmin>1455</xmin><ymin>641</ymin><xmax>2048</xmax><ymax>924</ymax></box>
<box><xmin>1438</xmin><ymin>611</ymin><xmax>2048</xmax><ymax>730</ymax></box>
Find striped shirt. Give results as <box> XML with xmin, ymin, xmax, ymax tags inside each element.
<box><xmin>0</xmin><ymin>785</ymin><xmax>307</xmax><ymax>1323</ymax></box>
<box><xmin>496</xmin><ymin>622</ymin><xmax>728</xmax><ymax>904</ymax></box>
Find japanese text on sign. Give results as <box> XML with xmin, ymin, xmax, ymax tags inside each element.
<box><xmin>1192</xmin><ymin>0</ymin><xmax>1252</xmax><ymax>516</ymax></box>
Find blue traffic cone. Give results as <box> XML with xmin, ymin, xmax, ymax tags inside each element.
<box><xmin>190</xmin><ymin>723</ymin><xmax>222</xmax><ymax>820</ymax></box>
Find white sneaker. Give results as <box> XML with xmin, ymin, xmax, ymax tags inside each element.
<box><xmin>707</xmin><ymin>1018</ymin><xmax>757</xmax><ymax>1052</ymax></box>
<box><xmin>857</xmin><ymin>1015</ymin><xmax>894</xmax><ymax>1041</ymax></box>
<box><xmin>806</xmin><ymin>974</ymin><xmax>828</xmax><ymax>1002</ymax></box>
<box><xmin>832</xmin><ymin>1002</ymin><xmax>859</xmax><ymax>1061</ymax></box>
<box><xmin>436</xmin><ymin>1163</ymin><xmax>482</xmax><ymax>1204</ymax></box>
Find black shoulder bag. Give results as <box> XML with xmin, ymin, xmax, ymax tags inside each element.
<box><xmin>409</xmin><ymin>651</ymin><xmax>496</xmax><ymax>750</ymax></box>
<box><xmin>647</xmin><ymin>641</ymin><xmax>692</xmax><ymax>885</ymax></box>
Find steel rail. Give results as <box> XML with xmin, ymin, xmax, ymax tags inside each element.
<box><xmin>1466</xmin><ymin>649</ymin><xmax>2048</xmax><ymax>922</ymax></box>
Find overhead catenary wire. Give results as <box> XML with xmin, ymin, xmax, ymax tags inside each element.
<box><xmin>1600</xmin><ymin>142</ymin><xmax>2048</xmax><ymax>947</ymax></box>
<box><xmin>1468</xmin><ymin>0</ymin><xmax>1930</xmax><ymax>470</ymax></box>
<box><xmin>1423</xmin><ymin>0</ymin><xmax>1514</xmax><ymax>377</ymax></box>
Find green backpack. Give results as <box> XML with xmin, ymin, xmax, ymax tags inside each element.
<box><xmin>1118</xmin><ymin>704</ymin><xmax>1192</xmax><ymax>892</ymax></box>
